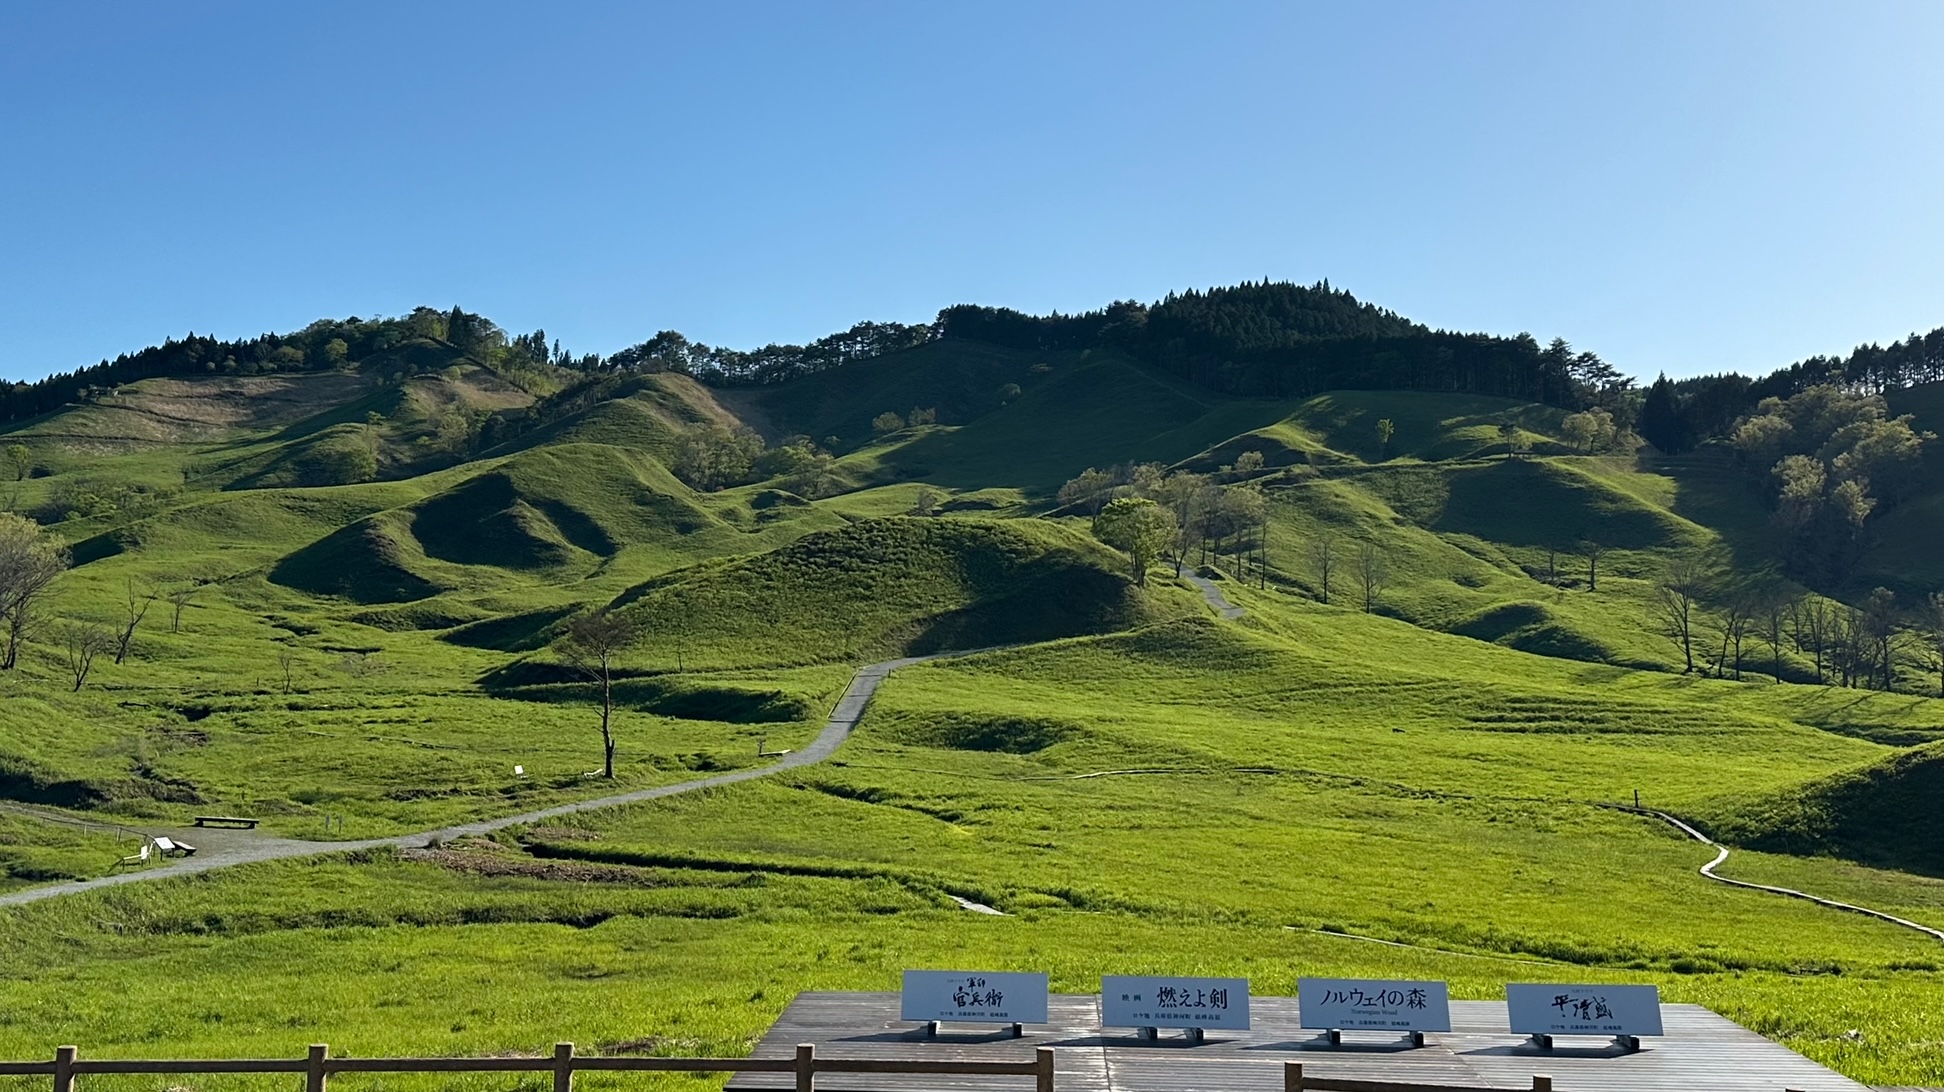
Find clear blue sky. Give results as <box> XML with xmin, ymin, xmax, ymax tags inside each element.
<box><xmin>3</xmin><ymin>1</ymin><xmax>1940</xmax><ymax>384</ymax></box>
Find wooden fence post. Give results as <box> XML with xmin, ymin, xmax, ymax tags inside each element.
<box><xmin>1531</xmin><ymin>1075</ymin><xmax>1552</xmax><ymax>1092</ymax></box>
<box><xmin>553</xmin><ymin>1042</ymin><xmax>574</xmax><ymax>1092</ymax></box>
<box><xmin>1284</xmin><ymin>1061</ymin><xmax>1303</xmax><ymax>1092</ymax></box>
<box><xmin>53</xmin><ymin>1046</ymin><xmax>76</xmax><ymax>1092</ymax></box>
<box><xmin>795</xmin><ymin>1043</ymin><xmax>815</xmax><ymax>1092</ymax></box>
<box><xmin>1036</xmin><ymin>1046</ymin><xmax>1054</xmax><ymax>1092</ymax></box>
<box><xmin>306</xmin><ymin>1044</ymin><xmax>328</xmax><ymax>1092</ymax></box>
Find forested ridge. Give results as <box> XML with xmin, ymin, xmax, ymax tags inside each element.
<box><xmin>7</xmin><ymin>282</ymin><xmax>1942</xmax><ymax>455</ymax></box>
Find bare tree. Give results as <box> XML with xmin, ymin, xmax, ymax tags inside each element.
<box><xmin>114</xmin><ymin>578</ymin><xmax>156</xmax><ymax>665</ymax></box>
<box><xmin>62</xmin><ymin>620</ymin><xmax>113</xmax><ymax>691</ymax></box>
<box><xmin>1653</xmin><ymin>555</ymin><xmax>1711</xmax><ymax>674</ymax></box>
<box><xmin>1356</xmin><ymin>541</ymin><xmax>1387</xmax><ymax>613</ymax></box>
<box><xmin>558</xmin><ymin>610</ymin><xmax>640</xmax><ymax>779</ymax></box>
<box><xmin>168</xmin><ymin>584</ymin><xmax>196</xmax><ymax>633</ymax></box>
<box><xmin>1831</xmin><ymin>606</ymin><xmax>1867</xmax><ymax>688</ymax></box>
<box><xmin>278</xmin><ymin>644</ymin><xmax>297</xmax><ymax>693</ymax></box>
<box><xmin>1861</xmin><ymin>587</ymin><xmax>1899</xmax><ymax>691</ymax></box>
<box><xmin>1579</xmin><ymin>539</ymin><xmax>1605</xmax><ymax>592</ymax></box>
<box><xmin>1309</xmin><ymin>532</ymin><xmax>1338</xmax><ymax>605</ymax></box>
<box><xmin>1759</xmin><ymin>590</ymin><xmax>1796</xmax><ymax>684</ymax></box>
<box><xmin>1710</xmin><ymin>595</ymin><xmax>1754</xmax><ymax>680</ymax></box>
<box><xmin>1790</xmin><ymin>597</ymin><xmax>1833</xmax><ymax>684</ymax></box>
<box><xmin>1921</xmin><ymin>591</ymin><xmax>1944</xmax><ymax>698</ymax></box>
<box><xmin>0</xmin><ymin>513</ymin><xmax>70</xmax><ymax>670</ymax></box>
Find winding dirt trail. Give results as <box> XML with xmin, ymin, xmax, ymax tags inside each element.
<box><xmin>1625</xmin><ymin>806</ymin><xmax>1944</xmax><ymax>943</ymax></box>
<box><xmin>1177</xmin><ymin>572</ymin><xmax>1944</xmax><ymax>946</ymax></box>
<box><xmin>0</xmin><ymin>650</ymin><xmax>983</xmax><ymax>910</ymax></box>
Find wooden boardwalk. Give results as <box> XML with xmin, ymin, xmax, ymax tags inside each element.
<box><xmin>729</xmin><ymin>992</ymin><xmax>1868</xmax><ymax>1092</ymax></box>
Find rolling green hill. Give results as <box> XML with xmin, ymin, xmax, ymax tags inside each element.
<box><xmin>1707</xmin><ymin>742</ymin><xmax>1944</xmax><ymax>877</ymax></box>
<box><xmin>3</xmin><ymin>305</ymin><xmax>1944</xmax><ymax>1083</ymax></box>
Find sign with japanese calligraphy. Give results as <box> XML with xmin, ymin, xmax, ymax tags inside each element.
<box><xmin>1506</xmin><ymin>984</ymin><xmax>1662</xmax><ymax>1037</ymax></box>
<box><xmin>901</xmin><ymin>971</ymin><xmax>1049</xmax><ymax>1024</ymax></box>
<box><xmin>1298</xmin><ymin>977</ymin><xmax>1450</xmax><ymax>1032</ymax></box>
<box><xmin>1101</xmin><ymin>976</ymin><xmax>1250</xmax><ymax>1029</ymax></box>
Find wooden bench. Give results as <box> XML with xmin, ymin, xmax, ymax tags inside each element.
<box><xmin>192</xmin><ymin>815</ymin><xmax>258</xmax><ymax>828</ymax></box>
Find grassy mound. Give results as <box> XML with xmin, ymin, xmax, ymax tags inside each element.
<box><xmin>1707</xmin><ymin>742</ymin><xmax>1944</xmax><ymax>877</ymax></box>
<box><xmin>268</xmin><ymin>443</ymin><xmax>734</xmax><ymax>601</ymax></box>
<box><xmin>1447</xmin><ymin>601</ymin><xmax>1622</xmax><ymax>663</ymax></box>
<box><xmin>269</xmin><ymin>511</ymin><xmax>447</xmax><ymax>603</ymax></box>
<box><xmin>1432</xmin><ymin>459</ymin><xmax>1696</xmax><ymax>552</ymax></box>
<box><xmin>606</xmin><ymin>517</ymin><xmax>1193</xmax><ymax>668</ymax></box>
<box><xmin>411</xmin><ymin>473</ymin><xmax>586</xmax><ymax>570</ymax></box>
<box><xmin>884</xmin><ymin>712</ymin><xmax>1087</xmax><ymax>754</ymax></box>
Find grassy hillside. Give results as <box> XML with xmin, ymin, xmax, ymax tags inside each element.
<box><xmin>4</xmin><ymin>348</ymin><xmax>1944</xmax><ymax>1083</ymax></box>
<box><xmin>598</xmin><ymin>517</ymin><xmax>1197</xmax><ymax>669</ymax></box>
<box><xmin>1706</xmin><ymin>742</ymin><xmax>1944</xmax><ymax>877</ymax></box>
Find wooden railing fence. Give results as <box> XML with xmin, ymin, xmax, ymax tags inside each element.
<box><xmin>0</xmin><ymin>1046</ymin><xmax>1815</xmax><ymax>1092</ymax></box>
<box><xmin>0</xmin><ymin>1043</ymin><xmax>1056</xmax><ymax>1092</ymax></box>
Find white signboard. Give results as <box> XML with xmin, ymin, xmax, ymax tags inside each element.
<box><xmin>1507</xmin><ymin>984</ymin><xmax>1663</xmax><ymax>1037</ymax></box>
<box><xmin>1299</xmin><ymin>977</ymin><xmax>1450</xmax><ymax>1032</ymax></box>
<box><xmin>1101</xmin><ymin>976</ymin><xmax>1250</xmax><ymax>1029</ymax></box>
<box><xmin>901</xmin><ymin>971</ymin><xmax>1049</xmax><ymax>1024</ymax></box>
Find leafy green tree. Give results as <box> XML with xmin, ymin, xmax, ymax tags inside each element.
<box><xmin>1234</xmin><ymin>450</ymin><xmax>1265</xmax><ymax>474</ymax></box>
<box><xmin>907</xmin><ymin>407</ymin><xmax>937</xmax><ymax>426</ymax></box>
<box><xmin>557</xmin><ymin>611</ymin><xmax>639</xmax><ymax>779</ymax></box>
<box><xmin>673</xmin><ymin>425</ymin><xmax>764</xmax><ymax>491</ymax></box>
<box><xmin>0</xmin><ymin>513</ymin><xmax>70</xmax><ymax>670</ymax></box>
<box><xmin>1561</xmin><ymin>408</ymin><xmax>1617</xmax><ymax>453</ymax></box>
<box><xmin>1057</xmin><ymin>467</ymin><xmax>1119</xmax><ymax>516</ymax></box>
<box><xmin>780</xmin><ymin>449</ymin><xmax>840</xmax><ymax>499</ymax></box>
<box><xmin>2</xmin><ymin>444</ymin><xmax>27</xmax><ymax>511</ymax></box>
<box><xmin>1092</xmin><ymin>497</ymin><xmax>1175</xmax><ymax>587</ymax></box>
<box><xmin>1731</xmin><ymin>385</ymin><xmax>1934</xmax><ymax>582</ymax></box>
<box><xmin>1375</xmin><ymin>418</ymin><xmax>1395</xmax><ymax>459</ymax></box>
<box><xmin>1497</xmin><ymin>421</ymin><xmax>1524</xmax><ymax>459</ymax></box>
<box><xmin>1638</xmin><ymin>373</ymin><xmax>1688</xmax><ymax>453</ymax></box>
<box><xmin>872</xmin><ymin>412</ymin><xmax>905</xmax><ymax>435</ymax></box>
<box><xmin>997</xmin><ymin>383</ymin><xmax>1022</xmax><ymax>403</ymax></box>
<box><xmin>1152</xmin><ymin>471</ymin><xmax>1212</xmax><ymax>574</ymax></box>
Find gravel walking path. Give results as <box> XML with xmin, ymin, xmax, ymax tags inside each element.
<box><xmin>1183</xmin><ymin>570</ymin><xmax>1245</xmax><ymax>619</ymax></box>
<box><xmin>0</xmin><ymin>650</ymin><xmax>979</xmax><ymax>909</ymax></box>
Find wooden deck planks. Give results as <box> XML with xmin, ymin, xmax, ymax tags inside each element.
<box><xmin>731</xmin><ymin>992</ymin><xmax>1869</xmax><ymax>1092</ymax></box>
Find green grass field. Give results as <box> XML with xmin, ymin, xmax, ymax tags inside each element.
<box><xmin>3</xmin><ymin>349</ymin><xmax>1944</xmax><ymax>1084</ymax></box>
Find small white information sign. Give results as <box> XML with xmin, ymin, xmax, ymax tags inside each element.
<box><xmin>901</xmin><ymin>971</ymin><xmax>1049</xmax><ymax>1025</ymax></box>
<box><xmin>1507</xmin><ymin>984</ymin><xmax>1663</xmax><ymax>1037</ymax></box>
<box><xmin>1101</xmin><ymin>976</ymin><xmax>1250</xmax><ymax>1029</ymax></box>
<box><xmin>1299</xmin><ymin>977</ymin><xmax>1451</xmax><ymax>1032</ymax></box>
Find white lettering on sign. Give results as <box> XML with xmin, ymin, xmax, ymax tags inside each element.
<box><xmin>1506</xmin><ymin>984</ymin><xmax>1662</xmax><ymax>1037</ymax></box>
<box><xmin>901</xmin><ymin>971</ymin><xmax>1049</xmax><ymax>1024</ymax></box>
<box><xmin>1100</xmin><ymin>976</ymin><xmax>1250</xmax><ymax>1029</ymax></box>
<box><xmin>1299</xmin><ymin>977</ymin><xmax>1450</xmax><ymax>1032</ymax></box>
